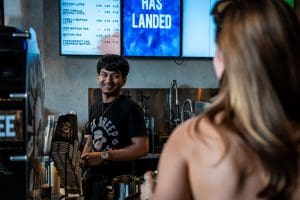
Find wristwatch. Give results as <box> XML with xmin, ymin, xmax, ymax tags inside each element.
<box><xmin>101</xmin><ymin>151</ymin><xmax>109</xmax><ymax>160</ymax></box>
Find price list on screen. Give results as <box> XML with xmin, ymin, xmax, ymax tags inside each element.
<box><xmin>60</xmin><ymin>0</ymin><xmax>120</xmax><ymax>55</ymax></box>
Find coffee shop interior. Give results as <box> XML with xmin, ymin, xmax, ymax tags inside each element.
<box><xmin>1</xmin><ymin>0</ymin><xmax>299</xmax><ymax>199</ymax></box>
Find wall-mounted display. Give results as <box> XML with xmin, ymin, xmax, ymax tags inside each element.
<box><xmin>60</xmin><ymin>0</ymin><xmax>121</xmax><ymax>55</ymax></box>
<box><xmin>182</xmin><ymin>0</ymin><xmax>217</xmax><ymax>58</ymax></box>
<box><xmin>122</xmin><ymin>0</ymin><xmax>181</xmax><ymax>57</ymax></box>
<box><xmin>59</xmin><ymin>0</ymin><xmax>220</xmax><ymax>58</ymax></box>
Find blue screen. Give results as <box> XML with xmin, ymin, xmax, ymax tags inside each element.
<box><xmin>122</xmin><ymin>0</ymin><xmax>181</xmax><ymax>57</ymax></box>
<box><xmin>182</xmin><ymin>0</ymin><xmax>218</xmax><ymax>58</ymax></box>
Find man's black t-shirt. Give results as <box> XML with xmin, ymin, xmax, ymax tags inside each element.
<box><xmin>85</xmin><ymin>95</ymin><xmax>148</xmax><ymax>179</ymax></box>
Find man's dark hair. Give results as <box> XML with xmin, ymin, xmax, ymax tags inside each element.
<box><xmin>97</xmin><ymin>54</ymin><xmax>129</xmax><ymax>77</ymax></box>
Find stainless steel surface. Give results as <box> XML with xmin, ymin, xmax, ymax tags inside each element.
<box><xmin>167</xmin><ymin>80</ymin><xmax>181</xmax><ymax>129</ymax></box>
<box><xmin>181</xmin><ymin>98</ymin><xmax>194</xmax><ymax>122</ymax></box>
<box><xmin>112</xmin><ymin>175</ymin><xmax>140</xmax><ymax>200</ymax></box>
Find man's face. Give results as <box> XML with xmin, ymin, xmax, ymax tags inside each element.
<box><xmin>97</xmin><ymin>68</ymin><xmax>126</xmax><ymax>96</ymax></box>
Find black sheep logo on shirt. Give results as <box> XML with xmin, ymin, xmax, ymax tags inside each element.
<box><xmin>90</xmin><ymin>116</ymin><xmax>120</xmax><ymax>151</ymax></box>
<box><xmin>92</xmin><ymin>127</ymin><xmax>107</xmax><ymax>151</ymax></box>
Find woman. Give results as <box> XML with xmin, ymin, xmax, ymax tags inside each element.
<box><xmin>141</xmin><ymin>0</ymin><xmax>300</xmax><ymax>199</ymax></box>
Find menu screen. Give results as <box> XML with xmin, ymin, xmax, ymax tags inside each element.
<box><xmin>60</xmin><ymin>0</ymin><xmax>121</xmax><ymax>55</ymax></box>
<box><xmin>122</xmin><ymin>0</ymin><xmax>181</xmax><ymax>57</ymax></box>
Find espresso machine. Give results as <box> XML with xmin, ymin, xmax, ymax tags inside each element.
<box><xmin>0</xmin><ymin>26</ymin><xmax>44</xmax><ymax>199</ymax></box>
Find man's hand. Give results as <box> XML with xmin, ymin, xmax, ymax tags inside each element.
<box><xmin>81</xmin><ymin>152</ymin><xmax>104</xmax><ymax>166</ymax></box>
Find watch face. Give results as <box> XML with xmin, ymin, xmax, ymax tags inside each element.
<box><xmin>101</xmin><ymin>151</ymin><xmax>109</xmax><ymax>160</ymax></box>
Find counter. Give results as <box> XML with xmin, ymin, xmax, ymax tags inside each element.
<box><xmin>139</xmin><ymin>153</ymin><xmax>160</xmax><ymax>159</ymax></box>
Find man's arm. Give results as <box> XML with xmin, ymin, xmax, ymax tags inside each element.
<box><xmin>109</xmin><ymin>136</ymin><xmax>149</xmax><ymax>161</ymax></box>
<box><xmin>81</xmin><ymin>136</ymin><xmax>149</xmax><ymax>167</ymax></box>
<box><xmin>81</xmin><ymin>134</ymin><xmax>92</xmax><ymax>158</ymax></box>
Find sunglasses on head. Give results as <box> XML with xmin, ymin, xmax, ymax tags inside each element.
<box><xmin>211</xmin><ymin>0</ymin><xmax>233</xmax><ymax>31</ymax></box>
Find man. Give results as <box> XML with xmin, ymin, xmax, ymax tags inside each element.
<box><xmin>81</xmin><ymin>54</ymin><xmax>149</xmax><ymax>199</ymax></box>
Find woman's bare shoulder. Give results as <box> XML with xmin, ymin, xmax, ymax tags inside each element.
<box><xmin>154</xmin><ymin>116</ymin><xmax>227</xmax><ymax>199</ymax></box>
<box><xmin>163</xmin><ymin>115</ymin><xmax>227</xmax><ymax>162</ymax></box>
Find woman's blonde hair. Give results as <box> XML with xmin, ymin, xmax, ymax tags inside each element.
<box><xmin>207</xmin><ymin>0</ymin><xmax>300</xmax><ymax>198</ymax></box>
